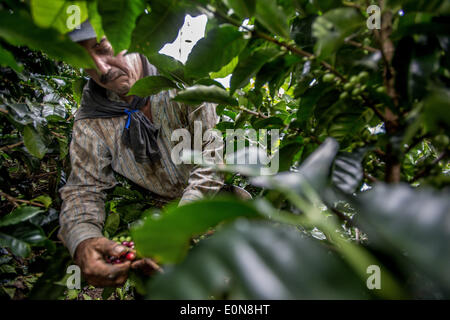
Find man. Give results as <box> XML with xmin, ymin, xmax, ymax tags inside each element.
<box><xmin>59</xmin><ymin>21</ymin><xmax>224</xmax><ymax>287</ymax></box>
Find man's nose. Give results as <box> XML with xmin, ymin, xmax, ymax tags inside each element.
<box><xmin>92</xmin><ymin>56</ymin><xmax>111</xmax><ymax>77</ymax></box>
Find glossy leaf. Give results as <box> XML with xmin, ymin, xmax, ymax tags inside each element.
<box><xmin>251</xmin><ymin>138</ymin><xmax>339</xmax><ymax>194</ymax></box>
<box><xmin>255</xmin><ymin>0</ymin><xmax>290</xmax><ymax>39</ymax></box>
<box><xmin>353</xmin><ymin>184</ymin><xmax>450</xmax><ymax>290</ymax></box>
<box><xmin>31</xmin><ymin>0</ymin><xmax>89</xmax><ymax>34</ymax></box>
<box><xmin>312</xmin><ymin>8</ymin><xmax>364</xmax><ymax>59</ymax></box>
<box><xmin>128</xmin><ymin>75</ymin><xmax>177</xmax><ymax>97</ymax></box>
<box><xmin>185</xmin><ymin>25</ymin><xmax>247</xmax><ymax>79</ymax></box>
<box><xmin>0</xmin><ymin>232</ymin><xmax>31</xmax><ymax>257</ymax></box>
<box><xmin>0</xmin><ymin>206</ymin><xmax>44</xmax><ymax>227</ymax></box>
<box><xmin>104</xmin><ymin>211</ymin><xmax>120</xmax><ymax>236</ymax></box>
<box><xmin>174</xmin><ymin>85</ymin><xmax>238</xmax><ymax>106</ymax></box>
<box><xmin>129</xmin><ymin>0</ymin><xmax>185</xmax><ymax>56</ymax></box>
<box><xmin>23</xmin><ymin>125</ymin><xmax>48</xmax><ymax>159</ymax></box>
<box><xmin>98</xmin><ymin>0</ymin><xmax>145</xmax><ymax>53</ymax></box>
<box><xmin>0</xmin><ymin>45</ymin><xmax>23</xmax><ymax>72</ymax></box>
<box><xmin>131</xmin><ymin>198</ymin><xmax>261</xmax><ymax>263</ymax></box>
<box><xmin>230</xmin><ymin>47</ymin><xmax>281</xmax><ymax>93</ymax></box>
<box><xmin>148</xmin><ymin>220</ymin><xmax>369</xmax><ymax>299</ymax></box>
<box><xmin>0</xmin><ymin>10</ymin><xmax>95</xmax><ymax>69</ymax></box>
<box><xmin>223</xmin><ymin>0</ymin><xmax>255</xmax><ymax>19</ymax></box>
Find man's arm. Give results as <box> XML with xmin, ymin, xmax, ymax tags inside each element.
<box><xmin>178</xmin><ymin>102</ymin><xmax>225</xmax><ymax>206</ymax></box>
<box><xmin>58</xmin><ymin>119</ymin><xmax>117</xmax><ymax>257</ymax></box>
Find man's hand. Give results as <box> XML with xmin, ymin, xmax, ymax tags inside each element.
<box><xmin>74</xmin><ymin>237</ymin><xmax>131</xmax><ymax>287</ymax></box>
<box><xmin>131</xmin><ymin>258</ymin><xmax>162</xmax><ymax>276</ymax></box>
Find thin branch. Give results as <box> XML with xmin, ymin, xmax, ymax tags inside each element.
<box><xmin>364</xmin><ymin>172</ymin><xmax>378</xmax><ymax>183</ymax></box>
<box><xmin>330</xmin><ymin>207</ymin><xmax>353</xmax><ymax>226</ymax></box>
<box><xmin>0</xmin><ymin>191</ymin><xmax>46</xmax><ymax>208</ymax></box>
<box><xmin>239</xmin><ymin>106</ymin><xmax>268</xmax><ymax>119</ymax></box>
<box><xmin>0</xmin><ymin>141</ymin><xmax>24</xmax><ymax>152</ymax></box>
<box><xmin>51</xmin><ymin>131</ymin><xmax>65</xmax><ymax>139</ymax></box>
<box><xmin>410</xmin><ymin>151</ymin><xmax>448</xmax><ymax>183</ymax></box>
<box><xmin>344</xmin><ymin>38</ymin><xmax>379</xmax><ymax>53</ymax></box>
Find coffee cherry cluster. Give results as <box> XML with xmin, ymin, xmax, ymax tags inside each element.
<box><xmin>106</xmin><ymin>236</ymin><xmax>136</xmax><ymax>264</ymax></box>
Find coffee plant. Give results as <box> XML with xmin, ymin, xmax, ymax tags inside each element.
<box><xmin>0</xmin><ymin>0</ymin><xmax>449</xmax><ymax>299</ymax></box>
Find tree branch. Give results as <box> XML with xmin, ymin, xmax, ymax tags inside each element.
<box><xmin>239</xmin><ymin>106</ymin><xmax>268</xmax><ymax>119</ymax></box>
<box><xmin>0</xmin><ymin>191</ymin><xmax>46</xmax><ymax>208</ymax></box>
<box><xmin>0</xmin><ymin>141</ymin><xmax>24</xmax><ymax>152</ymax></box>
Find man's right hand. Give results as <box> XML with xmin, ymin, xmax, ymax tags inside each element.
<box><xmin>74</xmin><ymin>237</ymin><xmax>131</xmax><ymax>287</ymax></box>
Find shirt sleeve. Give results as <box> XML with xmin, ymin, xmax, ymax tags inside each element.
<box><xmin>58</xmin><ymin>119</ymin><xmax>117</xmax><ymax>257</ymax></box>
<box><xmin>178</xmin><ymin>102</ymin><xmax>225</xmax><ymax>206</ymax></box>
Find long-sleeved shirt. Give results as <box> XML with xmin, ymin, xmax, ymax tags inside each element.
<box><xmin>59</xmin><ymin>77</ymin><xmax>224</xmax><ymax>257</ymax></box>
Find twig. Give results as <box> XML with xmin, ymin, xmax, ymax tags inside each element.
<box><xmin>0</xmin><ymin>141</ymin><xmax>24</xmax><ymax>152</ymax></box>
<box><xmin>410</xmin><ymin>151</ymin><xmax>448</xmax><ymax>183</ymax></box>
<box><xmin>31</xmin><ymin>171</ymin><xmax>57</xmax><ymax>179</ymax></box>
<box><xmin>51</xmin><ymin>131</ymin><xmax>65</xmax><ymax>139</ymax></box>
<box><xmin>239</xmin><ymin>106</ymin><xmax>268</xmax><ymax>119</ymax></box>
<box><xmin>364</xmin><ymin>172</ymin><xmax>378</xmax><ymax>183</ymax></box>
<box><xmin>0</xmin><ymin>191</ymin><xmax>46</xmax><ymax>208</ymax></box>
<box><xmin>344</xmin><ymin>38</ymin><xmax>378</xmax><ymax>53</ymax></box>
<box><xmin>330</xmin><ymin>207</ymin><xmax>353</xmax><ymax>226</ymax></box>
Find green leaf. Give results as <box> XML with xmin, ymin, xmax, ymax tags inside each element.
<box><xmin>66</xmin><ymin>289</ymin><xmax>79</xmax><ymax>300</ymax></box>
<box><xmin>328</xmin><ymin>110</ymin><xmax>373</xmax><ymax>144</ymax></box>
<box><xmin>251</xmin><ymin>138</ymin><xmax>339</xmax><ymax>194</ymax></box>
<box><xmin>131</xmin><ymin>198</ymin><xmax>261</xmax><ymax>263</ymax></box>
<box><xmin>148</xmin><ymin>220</ymin><xmax>369</xmax><ymax>299</ymax></box>
<box><xmin>129</xmin><ymin>0</ymin><xmax>185</xmax><ymax>56</ymax></box>
<box><xmin>72</xmin><ymin>78</ymin><xmax>87</xmax><ymax>105</ymax></box>
<box><xmin>128</xmin><ymin>75</ymin><xmax>177</xmax><ymax>97</ymax></box>
<box><xmin>10</xmin><ymin>222</ymin><xmax>47</xmax><ymax>245</ymax></box>
<box><xmin>353</xmin><ymin>184</ymin><xmax>450</xmax><ymax>290</ymax></box>
<box><xmin>211</xmin><ymin>56</ymin><xmax>239</xmax><ymax>79</ymax></box>
<box><xmin>312</xmin><ymin>8</ymin><xmax>364</xmax><ymax>59</ymax></box>
<box><xmin>0</xmin><ymin>10</ymin><xmax>95</xmax><ymax>69</ymax></box>
<box><xmin>102</xmin><ymin>287</ymin><xmax>115</xmax><ymax>300</ymax></box>
<box><xmin>422</xmin><ymin>87</ymin><xmax>450</xmax><ymax>132</ymax></box>
<box><xmin>255</xmin><ymin>0</ymin><xmax>290</xmax><ymax>39</ymax></box>
<box><xmin>104</xmin><ymin>211</ymin><xmax>120</xmax><ymax>236</ymax></box>
<box><xmin>98</xmin><ymin>0</ymin><xmax>145</xmax><ymax>53</ymax></box>
<box><xmin>147</xmin><ymin>53</ymin><xmax>188</xmax><ymax>84</ymax></box>
<box><xmin>185</xmin><ymin>25</ymin><xmax>247</xmax><ymax>79</ymax></box>
<box><xmin>23</xmin><ymin>125</ymin><xmax>48</xmax><ymax>159</ymax></box>
<box><xmin>252</xmin><ymin>116</ymin><xmax>285</xmax><ymax>130</ymax></box>
<box><xmin>0</xmin><ymin>232</ymin><xmax>31</xmax><ymax>257</ymax></box>
<box><xmin>291</xmin><ymin>15</ymin><xmax>316</xmax><ymax>50</ymax></box>
<box><xmin>0</xmin><ymin>45</ymin><xmax>23</xmax><ymax>72</ymax></box>
<box><xmin>31</xmin><ymin>195</ymin><xmax>52</xmax><ymax>209</ymax></box>
<box><xmin>230</xmin><ymin>47</ymin><xmax>281</xmax><ymax>93</ymax></box>
<box><xmin>223</xmin><ymin>0</ymin><xmax>255</xmax><ymax>19</ymax></box>
<box><xmin>30</xmin><ymin>0</ymin><xmax>89</xmax><ymax>34</ymax></box>
<box><xmin>0</xmin><ymin>206</ymin><xmax>43</xmax><ymax>227</ymax></box>
<box><xmin>278</xmin><ymin>142</ymin><xmax>303</xmax><ymax>172</ymax></box>
<box><xmin>87</xmin><ymin>0</ymin><xmax>105</xmax><ymax>42</ymax></box>
<box><xmin>28</xmin><ymin>247</ymin><xmax>71</xmax><ymax>300</ymax></box>
<box><xmin>174</xmin><ymin>85</ymin><xmax>238</xmax><ymax>106</ymax></box>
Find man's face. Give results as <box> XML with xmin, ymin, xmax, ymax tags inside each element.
<box><xmin>78</xmin><ymin>37</ymin><xmax>142</xmax><ymax>96</ymax></box>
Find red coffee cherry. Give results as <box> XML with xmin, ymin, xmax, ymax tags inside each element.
<box><xmin>125</xmin><ymin>252</ymin><xmax>136</xmax><ymax>261</ymax></box>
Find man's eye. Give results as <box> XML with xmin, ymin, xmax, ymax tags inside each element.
<box><xmin>97</xmin><ymin>46</ymin><xmax>112</xmax><ymax>55</ymax></box>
